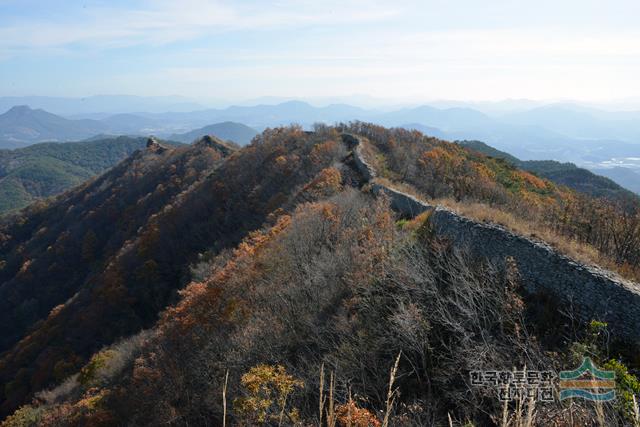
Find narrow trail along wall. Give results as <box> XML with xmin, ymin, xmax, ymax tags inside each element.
<box><xmin>342</xmin><ymin>133</ymin><xmax>640</xmax><ymax>345</ymax></box>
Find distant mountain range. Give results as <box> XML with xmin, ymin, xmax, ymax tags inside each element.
<box><xmin>0</xmin><ymin>106</ymin><xmax>257</xmax><ymax>148</ymax></box>
<box><xmin>0</xmin><ymin>100</ymin><xmax>638</xmax><ymax>193</ymax></box>
<box><xmin>0</xmin><ymin>106</ymin><xmax>171</xmax><ymax>146</ymax></box>
<box><xmin>0</xmin><ymin>106</ymin><xmax>111</xmax><ymax>146</ymax></box>
<box><xmin>0</xmin><ymin>95</ymin><xmax>204</xmax><ymax>115</ymax></box>
<box><xmin>169</xmin><ymin>122</ymin><xmax>258</xmax><ymax>145</ymax></box>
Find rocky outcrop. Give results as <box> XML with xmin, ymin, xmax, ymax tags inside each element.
<box><xmin>344</xmin><ymin>133</ymin><xmax>640</xmax><ymax>345</ymax></box>
<box><xmin>146</xmin><ymin>137</ymin><xmax>169</xmax><ymax>153</ymax></box>
<box><xmin>371</xmin><ymin>184</ymin><xmax>430</xmax><ymax>218</ymax></box>
<box><xmin>342</xmin><ymin>133</ymin><xmax>376</xmax><ymax>181</ymax></box>
<box><xmin>196</xmin><ymin>135</ymin><xmax>237</xmax><ymax>156</ymax></box>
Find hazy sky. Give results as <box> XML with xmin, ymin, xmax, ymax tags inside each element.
<box><xmin>1</xmin><ymin>0</ymin><xmax>640</xmax><ymax>103</ymax></box>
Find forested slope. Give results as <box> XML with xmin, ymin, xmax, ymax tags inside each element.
<box><xmin>2</xmin><ymin>124</ymin><xmax>640</xmax><ymax>426</ymax></box>
<box><xmin>458</xmin><ymin>139</ymin><xmax>640</xmax><ymax>205</ymax></box>
<box><xmin>0</xmin><ymin>137</ymin><xmax>156</xmax><ymax>214</ymax></box>
<box><xmin>0</xmin><ymin>128</ymin><xmax>349</xmax><ymax>418</ymax></box>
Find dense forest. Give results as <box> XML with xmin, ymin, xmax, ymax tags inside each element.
<box><xmin>0</xmin><ymin>137</ymin><xmax>155</xmax><ymax>213</ymax></box>
<box><xmin>458</xmin><ymin>140</ymin><xmax>640</xmax><ymax>206</ymax></box>
<box><xmin>1</xmin><ymin>124</ymin><xmax>639</xmax><ymax>426</ymax></box>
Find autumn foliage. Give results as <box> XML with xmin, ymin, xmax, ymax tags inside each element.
<box><xmin>336</xmin><ymin>401</ymin><xmax>381</xmax><ymax>427</ymax></box>
<box><xmin>339</xmin><ymin>121</ymin><xmax>640</xmax><ymax>281</ymax></box>
<box><xmin>0</xmin><ymin>127</ymin><xmax>346</xmax><ymax>417</ymax></box>
<box><xmin>2</xmin><ymin>124</ymin><xmax>640</xmax><ymax>426</ymax></box>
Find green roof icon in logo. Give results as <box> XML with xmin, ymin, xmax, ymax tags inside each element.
<box><xmin>559</xmin><ymin>357</ymin><xmax>616</xmax><ymax>401</ymax></box>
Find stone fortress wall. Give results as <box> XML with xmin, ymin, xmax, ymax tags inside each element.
<box><xmin>342</xmin><ymin>133</ymin><xmax>640</xmax><ymax>344</ymax></box>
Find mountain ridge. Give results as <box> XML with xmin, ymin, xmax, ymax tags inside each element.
<box><xmin>0</xmin><ymin>128</ymin><xmax>349</xmax><ymax>417</ymax></box>
<box><xmin>2</xmin><ymin>124</ymin><xmax>638</xmax><ymax>425</ymax></box>
<box><xmin>169</xmin><ymin>121</ymin><xmax>258</xmax><ymax>145</ymax></box>
<box><xmin>2</xmin><ymin>101</ymin><xmax>639</xmax><ymax>200</ymax></box>
<box><xmin>0</xmin><ymin>106</ymin><xmax>109</xmax><ymax>145</ymax></box>
<box><xmin>0</xmin><ymin>136</ymin><xmax>169</xmax><ymax>214</ymax></box>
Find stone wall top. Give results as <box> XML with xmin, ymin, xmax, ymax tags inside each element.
<box><xmin>343</xmin><ymin>132</ymin><xmax>640</xmax><ymax>344</ymax></box>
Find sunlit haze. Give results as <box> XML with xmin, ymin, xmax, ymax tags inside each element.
<box><xmin>2</xmin><ymin>0</ymin><xmax>640</xmax><ymax>105</ymax></box>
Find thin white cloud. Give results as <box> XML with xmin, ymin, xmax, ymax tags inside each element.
<box><xmin>0</xmin><ymin>0</ymin><xmax>400</xmax><ymax>52</ymax></box>
<box><xmin>124</xmin><ymin>25</ymin><xmax>640</xmax><ymax>101</ymax></box>
<box><xmin>3</xmin><ymin>0</ymin><xmax>640</xmax><ymax>101</ymax></box>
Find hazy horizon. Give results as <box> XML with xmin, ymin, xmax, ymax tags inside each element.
<box><xmin>4</xmin><ymin>94</ymin><xmax>640</xmax><ymax>114</ymax></box>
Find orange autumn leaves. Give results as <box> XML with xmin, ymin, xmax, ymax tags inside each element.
<box><xmin>419</xmin><ymin>145</ymin><xmax>553</xmax><ymax>198</ymax></box>
<box><xmin>160</xmin><ymin>213</ymin><xmax>292</xmax><ymax>337</ymax></box>
<box><xmin>158</xmin><ymin>188</ymin><xmax>394</xmax><ymax>344</ymax></box>
<box><xmin>299</xmin><ymin>168</ymin><xmax>343</xmax><ymax>200</ymax></box>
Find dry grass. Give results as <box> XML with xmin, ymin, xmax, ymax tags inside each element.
<box><xmin>328</xmin><ymin>372</ymin><xmax>336</xmax><ymax>427</ymax></box>
<box><xmin>353</xmin><ymin>132</ymin><xmax>640</xmax><ymax>285</ymax></box>
<box><xmin>319</xmin><ymin>364</ymin><xmax>325</xmax><ymax>427</ymax></box>
<box><xmin>428</xmin><ymin>197</ymin><xmax>640</xmax><ymax>284</ymax></box>
<box><xmin>382</xmin><ymin>352</ymin><xmax>402</xmax><ymax>427</ymax></box>
<box><xmin>222</xmin><ymin>370</ymin><xmax>229</xmax><ymax>427</ymax></box>
<box><xmin>499</xmin><ymin>389</ymin><xmax>536</xmax><ymax>427</ymax></box>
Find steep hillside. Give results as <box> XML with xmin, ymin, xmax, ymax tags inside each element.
<box><xmin>0</xmin><ymin>128</ymin><xmax>349</xmax><ymax>418</ymax></box>
<box><xmin>4</xmin><ymin>123</ymin><xmax>640</xmax><ymax>427</ymax></box>
<box><xmin>2</xmin><ymin>124</ymin><xmax>640</xmax><ymax>426</ymax></box>
<box><xmin>0</xmin><ymin>136</ymin><xmax>235</xmax><ymax>415</ymax></box>
<box><xmin>169</xmin><ymin>121</ymin><xmax>259</xmax><ymax>145</ymax></box>
<box><xmin>0</xmin><ymin>137</ymin><xmax>159</xmax><ymax>214</ymax></box>
<box><xmin>458</xmin><ymin>140</ymin><xmax>640</xmax><ymax>203</ymax></box>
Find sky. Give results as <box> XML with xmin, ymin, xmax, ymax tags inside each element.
<box><xmin>1</xmin><ymin>0</ymin><xmax>640</xmax><ymax>104</ymax></box>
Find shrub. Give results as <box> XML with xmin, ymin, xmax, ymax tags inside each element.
<box><xmin>602</xmin><ymin>359</ymin><xmax>640</xmax><ymax>421</ymax></box>
<box><xmin>336</xmin><ymin>401</ymin><xmax>381</xmax><ymax>427</ymax></box>
<box><xmin>0</xmin><ymin>405</ymin><xmax>44</xmax><ymax>427</ymax></box>
<box><xmin>79</xmin><ymin>350</ymin><xmax>118</xmax><ymax>387</ymax></box>
<box><xmin>234</xmin><ymin>364</ymin><xmax>304</xmax><ymax>425</ymax></box>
